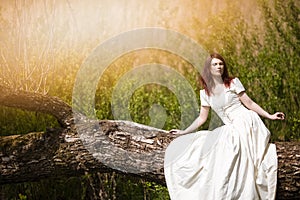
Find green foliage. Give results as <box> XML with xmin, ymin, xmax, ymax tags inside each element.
<box><xmin>1</xmin><ymin>176</ymin><xmax>88</xmax><ymax>200</ymax></box>
<box><xmin>18</xmin><ymin>194</ymin><xmax>27</xmax><ymax>200</ymax></box>
<box><xmin>113</xmin><ymin>177</ymin><xmax>170</xmax><ymax>200</ymax></box>
<box><xmin>94</xmin><ymin>49</ymin><xmax>201</xmax><ymax>130</ymax></box>
<box><xmin>0</xmin><ymin>106</ymin><xmax>59</xmax><ymax>136</ymax></box>
<box><xmin>194</xmin><ymin>0</ymin><xmax>299</xmax><ymax>141</ymax></box>
<box><xmin>141</xmin><ymin>181</ymin><xmax>170</xmax><ymax>200</ymax></box>
<box><xmin>1</xmin><ymin>174</ymin><xmax>170</xmax><ymax>200</ymax></box>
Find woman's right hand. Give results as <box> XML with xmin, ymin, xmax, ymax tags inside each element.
<box><xmin>169</xmin><ymin>129</ymin><xmax>185</xmax><ymax>135</ymax></box>
<box><xmin>269</xmin><ymin>112</ymin><xmax>285</xmax><ymax>120</ymax></box>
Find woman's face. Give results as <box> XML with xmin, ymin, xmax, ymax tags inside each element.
<box><xmin>210</xmin><ymin>58</ymin><xmax>224</xmax><ymax>77</ymax></box>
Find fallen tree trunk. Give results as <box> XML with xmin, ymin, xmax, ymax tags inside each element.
<box><xmin>1</xmin><ymin>123</ymin><xmax>299</xmax><ymax>199</ymax></box>
<box><xmin>0</xmin><ymin>120</ymin><xmax>173</xmax><ymax>184</ymax></box>
<box><xmin>0</xmin><ymin>85</ymin><xmax>73</xmax><ymax>128</ymax></box>
<box><xmin>0</xmin><ymin>86</ymin><xmax>299</xmax><ymax>199</ymax></box>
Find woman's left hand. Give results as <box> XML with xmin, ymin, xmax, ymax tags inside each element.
<box><xmin>169</xmin><ymin>129</ymin><xmax>185</xmax><ymax>135</ymax></box>
<box><xmin>269</xmin><ymin>112</ymin><xmax>285</xmax><ymax>120</ymax></box>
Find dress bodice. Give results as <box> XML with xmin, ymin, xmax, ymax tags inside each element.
<box><xmin>200</xmin><ymin>78</ymin><xmax>248</xmax><ymax>124</ymax></box>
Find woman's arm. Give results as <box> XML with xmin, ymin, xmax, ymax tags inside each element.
<box><xmin>170</xmin><ymin>106</ymin><xmax>210</xmax><ymax>135</ymax></box>
<box><xmin>239</xmin><ymin>92</ymin><xmax>285</xmax><ymax>120</ymax></box>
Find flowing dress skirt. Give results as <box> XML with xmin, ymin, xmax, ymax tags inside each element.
<box><xmin>164</xmin><ymin>110</ymin><xmax>277</xmax><ymax>200</ymax></box>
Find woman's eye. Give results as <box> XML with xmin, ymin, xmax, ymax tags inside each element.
<box><xmin>212</xmin><ymin>62</ymin><xmax>223</xmax><ymax>66</ymax></box>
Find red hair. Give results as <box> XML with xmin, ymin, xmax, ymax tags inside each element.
<box><xmin>200</xmin><ymin>53</ymin><xmax>234</xmax><ymax>96</ymax></box>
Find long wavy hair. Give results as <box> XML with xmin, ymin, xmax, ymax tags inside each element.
<box><xmin>200</xmin><ymin>53</ymin><xmax>234</xmax><ymax>96</ymax></box>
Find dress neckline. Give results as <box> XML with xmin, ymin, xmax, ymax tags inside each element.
<box><xmin>211</xmin><ymin>84</ymin><xmax>229</xmax><ymax>97</ymax></box>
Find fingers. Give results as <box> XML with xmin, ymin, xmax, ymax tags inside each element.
<box><xmin>169</xmin><ymin>129</ymin><xmax>182</xmax><ymax>134</ymax></box>
<box><xmin>275</xmin><ymin>112</ymin><xmax>285</xmax><ymax>120</ymax></box>
<box><xmin>169</xmin><ymin>129</ymin><xmax>179</xmax><ymax>134</ymax></box>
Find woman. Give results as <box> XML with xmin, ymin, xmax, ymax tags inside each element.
<box><xmin>164</xmin><ymin>53</ymin><xmax>284</xmax><ymax>200</ymax></box>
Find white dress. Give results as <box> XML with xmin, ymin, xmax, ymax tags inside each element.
<box><xmin>164</xmin><ymin>78</ymin><xmax>277</xmax><ymax>200</ymax></box>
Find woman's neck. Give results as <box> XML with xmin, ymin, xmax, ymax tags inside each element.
<box><xmin>212</xmin><ymin>76</ymin><xmax>224</xmax><ymax>85</ymax></box>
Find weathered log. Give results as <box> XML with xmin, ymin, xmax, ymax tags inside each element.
<box><xmin>0</xmin><ymin>86</ymin><xmax>299</xmax><ymax>199</ymax></box>
<box><xmin>0</xmin><ymin>120</ymin><xmax>173</xmax><ymax>184</ymax></box>
<box><xmin>0</xmin><ymin>122</ymin><xmax>299</xmax><ymax>199</ymax></box>
<box><xmin>0</xmin><ymin>85</ymin><xmax>73</xmax><ymax>127</ymax></box>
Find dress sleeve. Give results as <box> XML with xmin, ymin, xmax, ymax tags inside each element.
<box><xmin>233</xmin><ymin>77</ymin><xmax>246</xmax><ymax>94</ymax></box>
<box><xmin>200</xmin><ymin>90</ymin><xmax>210</xmax><ymax>107</ymax></box>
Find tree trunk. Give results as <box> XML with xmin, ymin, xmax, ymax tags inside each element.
<box><xmin>0</xmin><ymin>85</ymin><xmax>73</xmax><ymax>128</ymax></box>
<box><xmin>0</xmin><ymin>86</ymin><xmax>299</xmax><ymax>199</ymax></box>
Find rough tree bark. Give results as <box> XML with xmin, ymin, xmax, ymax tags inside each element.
<box><xmin>0</xmin><ymin>85</ymin><xmax>299</xmax><ymax>199</ymax></box>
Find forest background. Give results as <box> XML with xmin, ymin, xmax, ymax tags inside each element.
<box><xmin>0</xmin><ymin>0</ymin><xmax>299</xmax><ymax>199</ymax></box>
